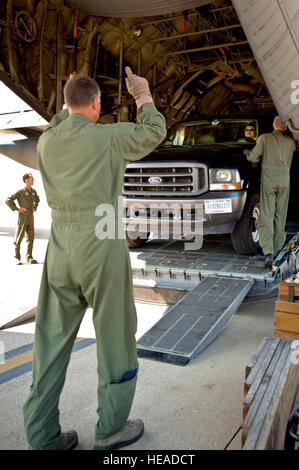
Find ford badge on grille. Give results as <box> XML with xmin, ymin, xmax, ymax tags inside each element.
<box><xmin>148</xmin><ymin>177</ymin><xmax>163</xmax><ymax>185</ymax></box>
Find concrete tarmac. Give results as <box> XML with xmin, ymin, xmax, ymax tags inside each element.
<box><xmin>0</xmin><ymin>234</ymin><xmax>276</xmax><ymax>451</ymax></box>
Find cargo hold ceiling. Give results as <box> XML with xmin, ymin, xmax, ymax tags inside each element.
<box><xmin>0</xmin><ymin>0</ymin><xmax>277</xmax><ymax>128</ymax></box>
<box><xmin>69</xmin><ymin>1</ymin><xmax>213</xmax><ymax>18</ymax></box>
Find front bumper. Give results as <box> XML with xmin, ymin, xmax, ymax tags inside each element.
<box><xmin>123</xmin><ymin>190</ymin><xmax>247</xmax><ymax>235</ymax></box>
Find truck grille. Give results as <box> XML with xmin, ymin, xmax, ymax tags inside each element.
<box><xmin>123</xmin><ymin>162</ymin><xmax>208</xmax><ymax>197</ymax></box>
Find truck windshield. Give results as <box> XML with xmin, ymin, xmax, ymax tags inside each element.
<box><xmin>161</xmin><ymin>119</ymin><xmax>258</xmax><ymax>146</ymax></box>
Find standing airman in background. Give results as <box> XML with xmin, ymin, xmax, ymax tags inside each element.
<box><xmin>244</xmin><ymin>116</ymin><xmax>296</xmax><ymax>269</ymax></box>
<box><xmin>6</xmin><ymin>173</ymin><xmax>40</xmax><ymax>265</ymax></box>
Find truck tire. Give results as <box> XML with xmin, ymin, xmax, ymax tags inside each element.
<box><xmin>231</xmin><ymin>192</ymin><xmax>261</xmax><ymax>255</ymax></box>
<box><xmin>126</xmin><ymin>231</ymin><xmax>150</xmax><ymax>248</ymax></box>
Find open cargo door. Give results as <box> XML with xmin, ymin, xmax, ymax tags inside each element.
<box><xmin>0</xmin><ymin>70</ymin><xmax>49</xmax><ymax>169</ymax></box>
<box><xmin>232</xmin><ymin>0</ymin><xmax>299</xmax><ymax>140</ymax></box>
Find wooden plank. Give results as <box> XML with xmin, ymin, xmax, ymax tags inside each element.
<box><xmin>245</xmin><ymin>338</ymin><xmax>271</xmax><ymax>380</ymax></box>
<box><xmin>0</xmin><ymin>307</ymin><xmax>37</xmax><ymax>330</ymax></box>
<box><xmin>275</xmin><ymin>300</ymin><xmax>299</xmax><ymax>315</ymax></box>
<box><xmin>244</xmin><ymin>339</ymin><xmax>280</xmax><ymax>399</ymax></box>
<box><xmin>243</xmin><ymin>339</ymin><xmax>283</xmax><ymax>411</ymax></box>
<box><xmin>279</xmin><ymin>281</ymin><xmax>299</xmax><ymax>294</ymax></box>
<box><xmin>273</xmin><ymin>329</ymin><xmax>299</xmax><ymax>340</ymax></box>
<box><xmin>133</xmin><ymin>285</ymin><xmax>187</xmax><ymax>305</ymax></box>
<box><xmin>242</xmin><ymin>339</ymin><xmax>287</xmax><ymax>446</ymax></box>
<box><xmin>255</xmin><ymin>341</ymin><xmax>299</xmax><ymax>449</ymax></box>
<box><xmin>243</xmin><ymin>340</ymin><xmax>292</xmax><ymax>449</ymax></box>
<box><xmin>279</xmin><ymin>294</ymin><xmax>299</xmax><ymax>303</ymax></box>
<box><xmin>274</xmin><ymin>312</ymin><xmax>299</xmax><ymax>334</ymax></box>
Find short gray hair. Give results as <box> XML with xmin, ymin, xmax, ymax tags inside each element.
<box><xmin>273</xmin><ymin>116</ymin><xmax>287</xmax><ymax>130</ymax></box>
<box><xmin>64</xmin><ymin>74</ymin><xmax>100</xmax><ymax>108</ymax></box>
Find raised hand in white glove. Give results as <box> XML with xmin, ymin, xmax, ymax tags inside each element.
<box><xmin>125</xmin><ymin>66</ymin><xmax>153</xmax><ymax>109</ymax></box>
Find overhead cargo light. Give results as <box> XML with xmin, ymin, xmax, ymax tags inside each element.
<box><xmin>133</xmin><ymin>27</ymin><xmax>142</xmax><ymax>37</ymax></box>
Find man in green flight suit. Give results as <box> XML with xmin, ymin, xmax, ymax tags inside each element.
<box><xmin>22</xmin><ymin>69</ymin><xmax>166</xmax><ymax>450</ymax></box>
<box><xmin>6</xmin><ymin>173</ymin><xmax>40</xmax><ymax>265</ymax></box>
<box><xmin>244</xmin><ymin>116</ymin><xmax>296</xmax><ymax>269</ymax></box>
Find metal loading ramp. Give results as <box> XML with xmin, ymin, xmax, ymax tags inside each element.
<box><xmin>130</xmin><ymin>236</ymin><xmax>273</xmax><ymax>285</ymax></box>
<box><xmin>133</xmin><ymin>231</ymin><xmax>299</xmax><ymax>365</ymax></box>
<box><xmin>137</xmin><ymin>276</ymin><xmax>254</xmax><ymax>366</ymax></box>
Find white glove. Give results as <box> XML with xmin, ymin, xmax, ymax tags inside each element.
<box><xmin>125</xmin><ymin>66</ymin><xmax>153</xmax><ymax>109</ymax></box>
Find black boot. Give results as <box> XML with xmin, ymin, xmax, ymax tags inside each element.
<box><xmin>55</xmin><ymin>430</ymin><xmax>78</xmax><ymax>450</ymax></box>
<box><xmin>264</xmin><ymin>254</ymin><xmax>273</xmax><ymax>269</ymax></box>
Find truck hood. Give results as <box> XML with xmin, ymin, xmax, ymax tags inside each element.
<box><xmin>140</xmin><ymin>143</ymin><xmax>254</xmax><ymax>172</ymax></box>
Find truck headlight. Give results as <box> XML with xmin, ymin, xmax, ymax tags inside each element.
<box><xmin>209</xmin><ymin>169</ymin><xmax>242</xmax><ymax>190</ymax></box>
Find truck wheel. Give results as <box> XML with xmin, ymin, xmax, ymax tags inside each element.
<box><xmin>126</xmin><ymin>231</ymin><xmax>150</xmax><ymax>248</ymax></box>
<box><xmin>231</xmin><ymin>192</ymin><xmax>261</xmax><ymax>255</ymax></box>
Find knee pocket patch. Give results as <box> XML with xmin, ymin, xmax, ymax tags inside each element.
<box><xmin>111</xmin><ymin>368</ymin><xmax>138</xmax><ymax>384</ymax></box>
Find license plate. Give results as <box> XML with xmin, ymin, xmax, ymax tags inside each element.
<box><xmin>130</xmin><ymin>208</ymin><xmax>147</xmax><ymax>217</ymax></box>
<box><xmin>204</xmin><ymin>199</ymin><xmax>232</xmax><ymax>214</ymax></box>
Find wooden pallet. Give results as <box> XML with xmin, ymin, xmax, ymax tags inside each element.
<box><xmin>274</xmin><ymin>329</ymin><xmax>299</xmax><ymax>340</ymax></box>
<box><xmin>278</xmin><ymin>281</ymin><xmax>299</xmax><ymax>303</ymax></box>
<box><xmin>273</xmin><ymin>282</ymin><xmax>299</xmax><ymax>340</ymax></box>
<box><xmin>242</xmin><ymin>338</ymin><xmax>299</xmax><ymax>449</ymax></box>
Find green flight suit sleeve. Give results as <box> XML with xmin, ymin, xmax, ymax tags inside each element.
<box><xmin>244</xmin><ymin>135</ymin><xmax>265</xmax><ymax>163</ymax></box>
<box><xmin>6</xmin><ymin>190</ymin><xmax>20</xmax><ymax>211</ymax></box>
<box><xmin>111</xmin><ymin>103</ymin><xmax>167</xmax><ymax>162</ymax></box>
<box><xmin>33</xmin><ymin>192</ymin><xmax>40</xmax><ymax>210</ymax></box>
<box><xmin>38</xmin><ymin>109</ymin><xmax>69</xmax><ymax>155</ymax></box>
<box><xmin>44</xmin><ymin>109</ymin><xmax>69</xmax><ymax>133</ymax></box>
